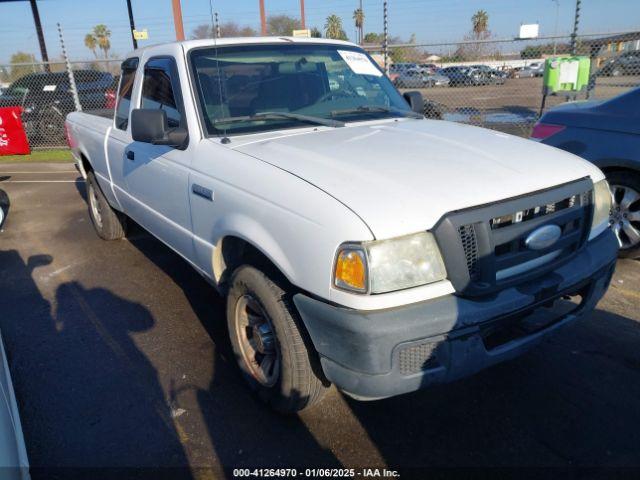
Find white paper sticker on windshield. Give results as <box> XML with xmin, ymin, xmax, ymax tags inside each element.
<box><xmin>338</xmin><ymin>50</ymin><xmax>383</xmax><ymax>77</ymax></box>
<box><xmin>43</xmin><ymin>85</ymin><xmax>57</xmax><ymax>92</ymax></box>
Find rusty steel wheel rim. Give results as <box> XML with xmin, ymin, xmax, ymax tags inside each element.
<box><xmin>234</xmin><ymin>294</ymin><xmax>280</xmax><ymax>387</ymax></box>
<box><xmin>88</xmin><ymin>182</ymin><xmax>103</xmax><ymax>229</ymax></box>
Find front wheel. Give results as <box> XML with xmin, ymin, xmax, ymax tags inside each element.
<box><xmin>607</xmin><ymin>171</ymin><xmax>640</xmax><ymax>258</ymax></box>
<box><xmin>227</xmin><ymin>265</ymin><xmax>329</xmax><ymax>413</ymax></box>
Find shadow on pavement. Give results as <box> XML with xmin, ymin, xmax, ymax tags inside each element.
<box><xmin>342</xmin><ymin>307</ymin><xmax>640</xmax><ymax>469</ymax></box>
<box><xmin>126</xmin><ymin>225</ymin><xmax>341</xmax><ymax>471</ymax></box>
<box><xmin>0</xmin><ymin>249</ymin><xmax>193</xmax><ymax>479</ymax></box>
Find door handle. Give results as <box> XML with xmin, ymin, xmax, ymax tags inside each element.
<box><xmin>126</xmin><ymin>150</ymin><xmax>135</xmax><ymax>161</ymax></box>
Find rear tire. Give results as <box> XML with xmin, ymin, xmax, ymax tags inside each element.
<box><xmin>227</xmin><ymin>265</ymin><xmax>329</xmax><ymax>413</ymax></box>
<box><xmin>606</xmin><ymin>170</ymin><xmax>640</xmax><ymax>259</ymax></box>
<box><xmin>86</xmin><ymin>172</ymin><xmax>127</xmax><ymax>240</ymax></box>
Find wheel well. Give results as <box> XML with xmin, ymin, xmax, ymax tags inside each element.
<box><xmin>600</xmin><ymin>166</ymin><xmax>640</xmax><ymax>177</ymax></box>
<box><xmin>213</xmin><ymin>236</ymin><xmax>289</xmax><ymax>294</ymax></box>
<box><xmin>80</xmin><ymin>153</ymin><xmax>93</xmax><ymax>174</ymax></box>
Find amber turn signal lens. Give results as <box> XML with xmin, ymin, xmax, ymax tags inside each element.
<box><xmin>334</xmin><ymin>248</ymin><xmax>367</xmax><ymax>292</ymax></box>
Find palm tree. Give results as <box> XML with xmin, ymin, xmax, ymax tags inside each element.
<box><xmin>93</xmin><ymin>24</ymin><xmax>112</xmax><ymax>59</ymax></box>
<box><xmin>325</xmin><ymin>14</ymin><xmax>346</xmax><ymax>40</ymax></box>
<box><xmin>84</xmin><ymin>33</ymin><xmax>98</xmax><ymax>58</ymax></box>
<box><xmin>353</xmin><ymin>8</ymin><xmax>364</xmax><ymax>44</ymax></box>
<box><xmin>471</xmin><ymin>10</ymin><xmax>489</xmax><ymax>37</ymax></box>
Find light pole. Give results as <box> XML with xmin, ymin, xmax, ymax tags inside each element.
<box><xmin>552</xmin><ymin>0</ymin><xmax>559</xmax><ymax>55</ymax></box>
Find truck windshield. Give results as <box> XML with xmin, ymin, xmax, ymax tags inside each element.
<box><xmin>189</xmin><ymin>43</ymin><xmax>413</xmax><ymax>136</ymax></box>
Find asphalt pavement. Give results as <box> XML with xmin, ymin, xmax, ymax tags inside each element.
<box><xmin>0</xmin><ymin>163</ymin><xmax>639</xmax><ymax>479</ymax></box>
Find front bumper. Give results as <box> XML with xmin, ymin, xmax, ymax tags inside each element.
<box><xmin>294</xmin><ymin>230</ymin><xmax>618</xmax><ymax>400</ymax></box>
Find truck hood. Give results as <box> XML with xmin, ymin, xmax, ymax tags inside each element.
<box><xmin>233</xmin><ymin>119</ymin><xmax>602</xmax><ymax>239</ymax></box>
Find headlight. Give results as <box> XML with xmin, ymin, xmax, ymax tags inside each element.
<box><xmin>334</xmin><ymin>232</ymin><xmax>447</xmax><ymax>294</ymax></box>
<box><xmin>590</xmin><ymin>179</ymin><xmax>612</xmax><ymax>239</ymax></box>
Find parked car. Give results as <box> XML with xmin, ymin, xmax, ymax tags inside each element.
<box><xmin>0</xmin><ymin>197</ymin><xmax>30</xmax><ymax>476</ymax></box>
<box><xmin>424</xmin><ymin>72</ymin><xmax>450</xmax><ymax>87</ymax></box>
<box><xmin>527</xmin><ymin>62</ymin><xmax>545</xmax><ymax>77</ymax></box>
<box><xmin>511</xmin><ymin>66</ymin><xmax>536</xmax><ymax>78</ymax></box>
<box><xmin>532</xmin><ymin>86</ymin><xmax>640</xmax><ymax>257</ymax></box>
<box><xmin>389</xmin><ymin>62</ymin><xmax>418</xmax><ymax>74</ymax></box>
<box><xmin>394</xmin><ymin>69</ymin><xmax>428</xmax><ymax>88</ymax></box>
<box><xmin>394</xmin><ymin>69</ymin><xmax>450</xmax><ymax>88</ymax></box>
<box><xmin>67</xmin><ymin>37</ymin><xmax>617</xmax><ymax>413</ymax></box>
<box><xmin>418</xmin><ymin>63</ymin><xmax>438</xmax><ymax>74</ymax></box>
<box><xmin>470</xmin><ymin>65</ymin><xmax>506</xmax><ymax>85</ymax></box>
<box><xmin>104</xmin><ymin>75</ymin><xmax>120</xmax><ymax>110</ymax></box>
<box><xmin>440</xmin><ymin>66</ymin><xmax>484</xmax><ymax>86</ymax></box>
<box><xmin>0</xmin><ymin>70</ymin><xmax>113</xmax><ymax>144</ymax></box>
<box><xmin>598</xmin><ymin>51</ymin><xmax>640</xmax><ymax>77</ymax></box>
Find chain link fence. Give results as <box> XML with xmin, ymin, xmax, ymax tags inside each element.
<box><xmin>0</xmin><ymin>59</ymin><xmax>120</xmax><ymax>148</ymax></box>
<box><xmin>0</xmin><ymin>32</ymin><xmax>638</xmax><ymax>149</ymax></box>
<box><xmin>383</xmin><ymin>32</ymin><xmax>640</xmax><ymax>137</ymax></box>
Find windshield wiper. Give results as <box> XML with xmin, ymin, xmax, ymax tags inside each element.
<box><xmin>213</xmin><ymin>111</ymin><xmax>344</xmax><ymax>128</ymax></box>
<box><xmin>330</xmin><ymin>105</ymin><xmax>423</xmax><ymax>119</ymax></box>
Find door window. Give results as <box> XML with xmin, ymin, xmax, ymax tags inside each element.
<box><xmin>141</xmin><ymin>57</ymin><xmax>183</xmax><ymax>128</ymax></box>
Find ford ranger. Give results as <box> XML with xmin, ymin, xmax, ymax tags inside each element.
<box><xmin>65</xmin><ymin>37</ymin><xmax>618</xmax><ymax>413</ymax></box>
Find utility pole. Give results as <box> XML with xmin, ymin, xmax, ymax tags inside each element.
<box><xmin>259</xmin><ymin>0</ymin><xmax>267</xmax><ymax>35</ymax></box>
<box><xmin>171</xmin><ymin>0</ymin><xmax>185</xmax><ymax>41</ymax></box>
<box><xmin>29</xmin><ymin>0</ymin><xmax>49</xmax><ymax>70</ymax></box>
<box><xmin>126</xmin><ymin>0</ymin><xmax>137</xmax><ymax>49</ymax></box>
<box><xmin>383</xmin><ymin>0</ymin><xmax>389</xmax><ymax>74</ymax></box>
<box><xmin>570</xmin><ymin>0</ymin><xmax>580</xmax><ymax>55</ymax></box>
<box><xmin>57</xmin><ymin>23</ymin><xmax>81</xmax><ymax>112</ymax></box>
<box><xmin>300</xmin><ymin>0</ymin><xmax>306</xmax><ymax>30</ymax></box>
<box><xmin>552</xmin><ymin>0</ymin><xmax>559</xmax><ymax>55</ymax></box>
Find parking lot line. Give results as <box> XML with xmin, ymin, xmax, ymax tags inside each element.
<box><xmin>0</xmin><ymin>171</ymin><xmax>77</xmax><ymax>174</ymax></box>
<box><xmin>1</xmin><ymin>180</ymin><xmax>83</xmax><ymax>183</ymax></box>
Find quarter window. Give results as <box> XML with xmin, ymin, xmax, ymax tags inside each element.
<box><xmin>115</xmin><ymin>58</ymin><xmax>138</xmax><ymax>130</ymax></box>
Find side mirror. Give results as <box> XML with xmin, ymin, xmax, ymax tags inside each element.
<box><xmin>403</xmin><ymin>91</ymin><xmax>424</xmax><ymax>115</ymax></box>
<box><xmin>131</xmin><ymin>109</ymin><xmax>188</xmax><ymax>149</ymax></box>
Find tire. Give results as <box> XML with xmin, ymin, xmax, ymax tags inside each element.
<box><xmin>606</xmin><ymin>170</ymin><xmax>640</xmax><ymax>259</ymax></box>
<box><xmin>86</xmin><ymin>171</ymin><xmax>127</xmax><ymax>240</ymax></box>
<box><xmin>227</xmin><ymin>265</ymin><xmax>329</xmax><ymax>413</ymax></box>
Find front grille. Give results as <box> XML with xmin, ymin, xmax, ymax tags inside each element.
<box><xmin>458</xmin><ymin>224</ymin><xmax>479</xmax><ymax>280</ymax></box>
<box><xmin>398</xmin><ymin>342</ymin><xmax>439</xmax><ymax>375</ymax></box>
<box><xmin>439</xmin><ymin>178</ymin><xmax>594</xmax><ymax>296</ymax></box>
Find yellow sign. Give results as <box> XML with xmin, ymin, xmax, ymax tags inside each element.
<box><xmin>133</xmin><ymin>29</ymin><xmax>148</xmax><ymax>40</ymax></box>
<box><xmin>292</xmin><ymin>29</ymin><xmax>311</xmax><ymax>38</ymax></box>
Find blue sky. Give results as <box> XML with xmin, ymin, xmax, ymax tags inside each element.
<box><xmin>0</xmin><ymin>0</ymin><xmax>639</xmax><ymax>64</ymax></box>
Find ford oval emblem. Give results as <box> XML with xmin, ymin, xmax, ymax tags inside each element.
<box><xmin>525</xmin><ymin>225</ymin><xmax>562</xmax><ymax>251</ymax></box>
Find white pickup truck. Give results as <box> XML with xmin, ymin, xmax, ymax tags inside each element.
<box><xmin>66</xmin><ymin>37</ymin><xmax>618</xmax><ymax>412</ymax></box>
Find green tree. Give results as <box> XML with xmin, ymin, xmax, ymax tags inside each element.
<box><xmin>310</xmin><ymin>27</ymin><xmax>322</xmax><ymax>38</ymax></box>
<box><xmin>9</xmin><ymin>51</ymin><xmax>37</xmax><ymax>80</ymax></box>
<box><xmin>91</xmin><ymin>24</ymin><xmax>112</xmax><ymax>59</ymax></box>
<box><xmin>472</xmin><ymin>10</ymin><xmax>489</xmax><ymax>36</ymax></box>
<box><xmin>324</xmin><ymin>14</ymin><xmax>348</xmax><ymax>41</ymax></box>
<box><xmin>456</xmin><ymin>10</ymin><xmax>492</xmax><ymax>60</ymax></box>
<box><xmin>267</xmin><ymin>14</ymin><xmax>301</xmax><ymax>36</ymax></box>
<box><xmin>521</xmin><ymin>42</ymin><xmax>570</xmax><ymax>58</ymax></box>
<box><xmin>353</xmin><ymin>8</ymin><xmax>364</xmax><ymax>44</ymax></box>
<box><xmin>191</xmin><ymin>22</ymin><xmax>256</xmax><ymax>39</ymax></box>
<box><xmin>363</xmin><ymin>32</ymin><xmax>383</xmax><ymax>44</ymax></box>
<box><xmin>84</xmin><ymin>33</ymin><xmax>98</xmax><ymax>58</ymax></box>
